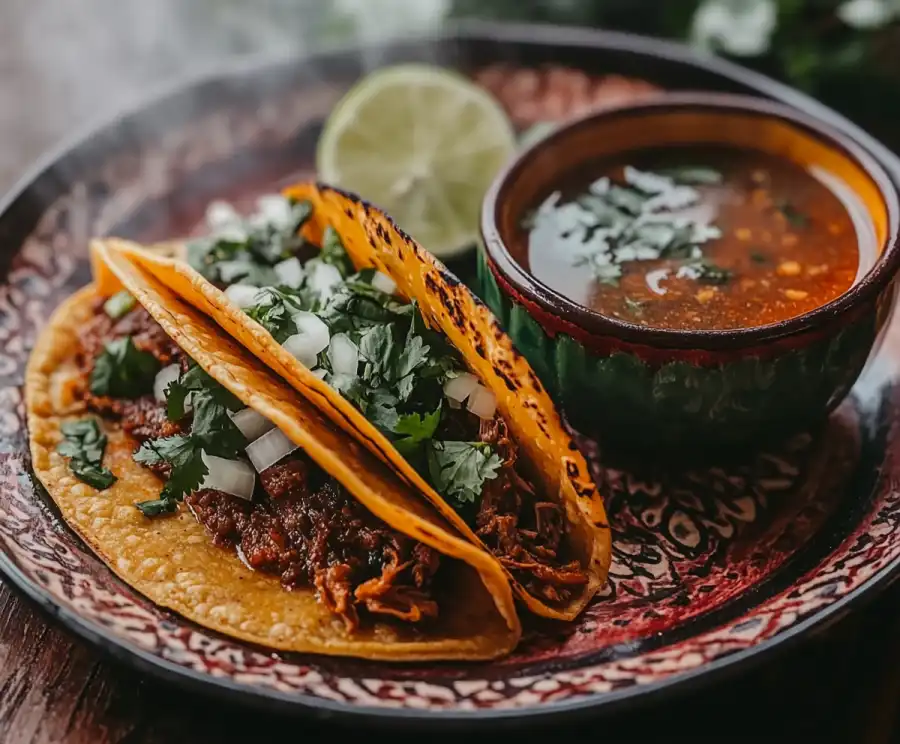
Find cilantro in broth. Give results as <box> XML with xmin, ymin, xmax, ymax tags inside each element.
<box><xmin>775</xmin><ymin>199</ymin><xmax>809</xmax><ymax>229</ymax></box>
<box><xmin>531</xmin><ymin>165</ymin><xmax>725</xmax><ymax>289</ymax></box>
<box><xmin>90</xmin><ymin>336</ymin><xmax>161</xmax><ymax>398</ymax></box>
<box><xmin>657</xmin><ymin>165</ymin><xmax>723</xmax><ymax>185</ymax></box>
<box><xmin>57</xmin><ymin>418</ymin><xmax>117</xmax><ymax>490</ymax></box>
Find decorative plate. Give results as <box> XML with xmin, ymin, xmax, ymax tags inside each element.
<box><xmin>2</xmin><ymin>22</ymin><xmax>900</xmax><ymax>724</ymax></box>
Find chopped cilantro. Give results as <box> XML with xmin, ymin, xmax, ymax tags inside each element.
<box><xmin>575</xmin><ymin>254</ymin><xmax>623</xmax><ymax>286</ymax></box>
<box><xmin>56</xmin><ymin>418</ymin><xmax>117</xmax><ymax>490</ymax></box>
<box><xmin>426</xmin><ymin>441</ymin><xmax>503</xmax><ymax>507</ymax></box>
<box><xmin>166</xmin><ymin>363</ymin><xmax>242</xmax><ymax>422</ymax></box>
<box><xmin>659</xmin><ymin>224</ymin><xmax>703</xmax><ymax>260</ymax></box>
<box><xmin>135</xmin><ymin>367</ymin><xmax>246</xmax><ymax>517</ymax></box>
<box><xmin>393</xmin><ymin>406</ymin><xmax>442</xmax><ymax>457</ymax></box>
<box><xmin>688</xmin><ymin>259</ymin><xmax>732</xmax><ymax>285</ymax></box>
<box><xmin>188</xmin><ymin>198</ymin><xmax>313</xmax><ymax>284</ymax></box>
<box><xmin>287</xmin><ymin>198</ymin><xmax>313</xmax><ymax>232</ymax></box>
<box><xmin>319</xmin><ymin>226</ymin><xmax>355</xmax><ymax>276</ymax></box>
<box><xmin>604</xmin><ymin>184</ymin><xmax>645</xmax><ymax>216</ymax></box>
<box><xmin>535</xmin><ymin>165</ymin><xmax>724</xmax><ymax>288</ymax></box>
<box><xmin>102</xmin><ymin>291</ymin><xmax>136</xmax><ymax>319</ymax></box>
<box><xmin>245</xmin><ymin>288</ymin><xmax>309</xmax><ymax>343</ymax></box>
<box><xmin>134</xmin><ymin>434</ymin><xmax>207</xmax><ymax>509</ymax></box>
<box><xmin>319</xmin><ymin>280</ymin><xmax>411</xmax><ymax>333</ymax></box>
<box><xmin>90</xmin><ymin>336</ymin><xmax>161</xmax><ymax>399</ymax></box>
<box><xmin>366</xmin><ymin>395</ymin><xmax>401</xmax><ymax>433</ymax></box>
<box><xmin>355</xmin><ymin>319</ymin><xmax>432</xmax><ymax>404</ymax></box>
<box><xmin>750</xmin><ymin>251</ymin><xmax>768</xmax><ymax>264</ymax></box>
<box><xmin>776</xmin><ymin>200</ymin><xmax>809</xmax><ymax>229</ymax></box>
<box><xmin>358</xmin><ymin>323</ymin><xmax>398</xmax><ymax>385</ymax></box>
<box><xmin>134</xmin><ymin>498</ymin><xmax>178</xmax><ymax>517</ymax></box>
<box><xmin>186</xmin><ymin>193</ymin><xmax>510</xmax><ymax>516</ymax></box>
<box><xmin>658</xmin><ymin>165</ymin><xmax>722</xmax><ymax>185</ymax></box>
<box><xmin>190</xmin><ymin>393</ymin><xmax>245</xmax><ymax>459</ymax></box>
<box><xmin>395</xmin><ymin>332</ymin><xmax>431</xmax><ymax>401</ymax></box>
<box><xmin>623</xmin><ymin>297</ymin><xmax>644</xmax><ymax>317</ymax></box>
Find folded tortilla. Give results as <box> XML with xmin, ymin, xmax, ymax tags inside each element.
<box><xmin>25</xmin><ymin>240</ymin><xmax>520</xmax><ymax>660</ymax></box>
<box><xmin>109</xmin><ymin>183</ymin><xmax>612</xmax><ymax>621</ymax></box>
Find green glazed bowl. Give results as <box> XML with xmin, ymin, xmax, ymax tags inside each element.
<box><xmin>479</xmin><ymin>92</ymin><xmax>900</xmax><ymax>455</ymax></box>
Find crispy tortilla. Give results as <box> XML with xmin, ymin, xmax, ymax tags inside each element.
<box><xmin>110</xmin><ymin>184</ymin><xmax>612</xmax><ymax>621</ymax></box>
<box><xmin>25</xmin><ymin>242</ymin><xmax>520</xmax><ymax>660</ymax></box>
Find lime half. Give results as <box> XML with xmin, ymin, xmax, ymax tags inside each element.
<box><xmin>317</xmin><ymin>64</ymin><xmax>517</xmax><ymax>260</ymax></box>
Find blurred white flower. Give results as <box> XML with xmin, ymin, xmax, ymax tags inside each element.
<box><xmin>837</xmin><ymin>0</ymin><xmax>900</xmax><ymax>29</ymax></box>
<box><xmin>334</xmin><ymin>0</ymin><xmax>448</xmax><ymax>40</ymax></box>
<box><xmin>691</xmin><ymin>0</ymin><xmax>778</xmax><ymax>57</ymax></box>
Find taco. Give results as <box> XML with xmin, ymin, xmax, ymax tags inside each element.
<box><xmin>25</xmin><ymin>239</ymin><xmax>521</xmax><ymax>660</ymax></box>
<box><xmin>111</xmin><ymin>185</ymin><xmax>612</xmax><ymax>621</ymax></box>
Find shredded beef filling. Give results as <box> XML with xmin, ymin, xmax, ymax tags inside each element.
<box><xmin>185</xmin><ymin>456</ymin><xmax>439</xmax><ymax>629</ymax></box>
<box><xmin>75</xmin><ymin>302</ymin><xmax>440</xmax><ymax>628</ymax></box>
<box><xmin>473</xmin><ymin>417</ymin><xmax>589</xmax><ymax>604</ymax></box>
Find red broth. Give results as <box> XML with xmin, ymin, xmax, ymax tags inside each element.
<box><xmin>519</xmin><ymin>146</ymin><xmax>876</xmax><ymax>331</ymax></box>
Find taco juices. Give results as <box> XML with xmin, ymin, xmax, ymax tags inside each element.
<box><xmin>112</xmin><ymin>183</ymin><xmax>611</xmax><ymax>621</ymax></box>
<box><xmin>25</xmin><ymin>240</ymin><xmax>520</xmax><ymax>660</ymax></box>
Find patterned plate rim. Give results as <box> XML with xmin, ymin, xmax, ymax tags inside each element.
<box><xmin>2</xmin><ymin>21</ymin><xmax>900</xmax><ymax>725</ymax></box>
<box><xmin>4</xmin><ymin>524</ymin><xmax>899</xmax><ymax>726</ymax></box>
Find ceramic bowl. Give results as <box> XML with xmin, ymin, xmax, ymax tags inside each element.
<box><xmin>479</xmin><ymin>92</ymin><xmax>900</xmax><ymax>454</ymax></box>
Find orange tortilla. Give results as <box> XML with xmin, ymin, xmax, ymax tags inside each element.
<box><xmin>25</xmin><ymin>241</ymin><xmax>520</xmax><ymax>661</ymax></box>
<box><xmin>110</xmin><ymin>184</ymin><xmax>611</xmax><ymax>621</ymax></box>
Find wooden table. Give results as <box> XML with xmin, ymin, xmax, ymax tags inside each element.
<box><xmin>2</xmin><ymin>578</ymin><xmax>900</xmax><ymax>743</ymax></box>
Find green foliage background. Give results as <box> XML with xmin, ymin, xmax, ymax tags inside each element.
<box><xmin>449</xmin><ymin>0</ymin><xmax>900</xmax><ymax>149</ymax></box>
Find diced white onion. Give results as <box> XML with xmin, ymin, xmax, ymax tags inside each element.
<box><xmin>216</xmin><ymin>224</ymin><xmax>249</xmax><ymax>243</ymax></box>
<box><xmin>307</xmin><ymin>260</ymin><xmax>343</xmax><ymax>301</ymax></box>
<box><xmin>206</xmin><ymin>200</ymin><xmax>241</xmax><ymax>230</ymax></box>
<box><xmin>282</xmin><ymin>311</ymin><xmax>330</xmax><ymax>367</ymax></box>
<box><xmin>274</xmin><ymin>257</ymin><xmax>305</xmax><ymax>288</ymax></box>
<box><xmin>256</xmin><ymin>195</ymin><xmax>293</xmax><ymax>229</ymax></box>
<box><xmin>282</xmin><ymin>336</ymin><xmax>318</xmax><ymax>368</ymax></box>
<box><xmin>310</xmin><ymin>368</ymin><xmax>328</xmax><ymax>380</ymax></box>
<box><xmin>467</xmin><ymin>384</ymin><xmax>497</xmax><ymax>420</ymax></box>
<box><xmin>329</xmin><ymin>372</ymin><xmax>357</xmax><ymax>391</ymax></box>
<box><xmin>224</xmin><ymin>284</ymin><xmax>261</xmax><ymax>309</ymax></box>
<box><xmin>371</xmin><ymin>271</ymin><xmax>397</xmax><ymax>295</ymax></box>
<box><xmin>328</xmin><ymin>333</ymin><xmax>359</xmax><ymax>377</ymax></box>
<box><xmin>229</xmin><ymin>407</ymin><xmax>276</xmax><ymax>442</ymax></box>
<box><xmin>245</xmin><ymin>428</ymin><xmax>299</xmax><ymax>473</ymax></box>
<box><xmin>153</xmin><ymin>364</ymin><xmax>181</xmax><ymax>403</ymax></box>
<box><xmin>199</xmin><ymin>452</ymin><xmax>256</xmax><ymax>501</ymax></box>
<box><xmin>443</xmin><ymin>372</ymin><xmax>479</xmax><ymax>403</ymax></box>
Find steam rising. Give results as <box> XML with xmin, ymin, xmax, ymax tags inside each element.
<box><xmin>0</xmin><ymin>0</ymin><xmax>447</xmax><ymax>191</ymax></box>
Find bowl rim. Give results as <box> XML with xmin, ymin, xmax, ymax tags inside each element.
<box><xmin>480</xmin><ymin>90</ymin><xmax>900</xmax><ymax>349</ymax></box>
